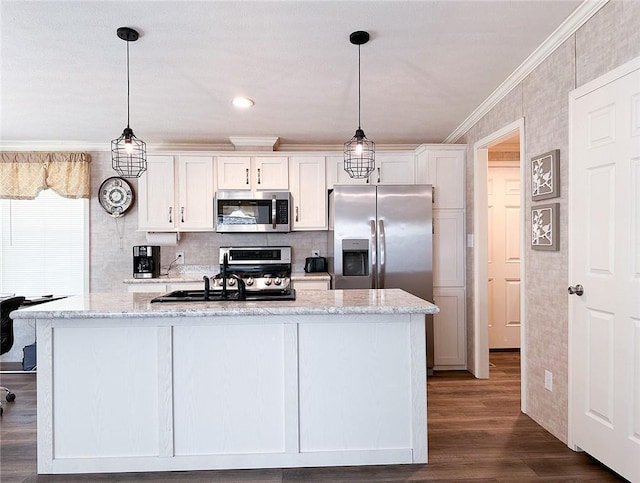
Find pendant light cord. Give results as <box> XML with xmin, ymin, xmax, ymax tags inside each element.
<box><xmin>126</xmin><ymin>39</ymin><xmax>131</xmax><ymax>129</ymax></box>
<box><xmin>358</xmin><ymin>44</ymin><xmax>361</xmax><ymax>130</ymax></box>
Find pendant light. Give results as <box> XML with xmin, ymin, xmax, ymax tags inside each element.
<box><xmin>344</xmin><ymin>30</ymin><xmax>375</xmax><ymax>179</ymax></box>
<box><xmin>111</xmin><ymin>27</ymin><xmax>147</xmax><ymax>178</ymax></box>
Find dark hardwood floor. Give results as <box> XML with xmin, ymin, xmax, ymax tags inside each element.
<box><xmin>0</xmin><ymin>353</ymin><xmax>626</xmax><ymax>482</ymax></box>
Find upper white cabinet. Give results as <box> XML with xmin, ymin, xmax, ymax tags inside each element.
<box><xmin>216</xmin><ymin>156</ymin><xmax>288</xmax><ymax>191</ymax></box>
<box><xmin>289</xmin><ymin>156</ymin><xmax>327</xmax><ymax>231</ymax></box>
<box><xmin>415</xmin><ymin>146</ymin><xmax>466</xmax><ymax>209</ymax></box>
<box><xmin>138</xmin><ymin>155</ymin><xmax>214</xmax><ymax>232</ymax></box>
<box><xmin>326</xmin><ymin>152</ymin><xmax>415</xmax><ymax>189</ymax></box>
<box><xmin>138</xmin><ymin>155</ymin><xmax>175</xmax><ymax>231</ymax></box>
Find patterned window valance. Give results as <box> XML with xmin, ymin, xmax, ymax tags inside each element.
<box><xmin>0</xmin><ymin>152</ymin><xmax>91</xmax><ymax>199</ymax></box>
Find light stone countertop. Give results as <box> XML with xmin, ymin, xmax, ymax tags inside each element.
<box><xmin>11</xmin><ymin>289</ymin><xmax>438</xmax><ymax>319</ymax></box>
<box><xmin>122</xmin><ymin>271</ymin><xmax>331</xmax><ymax>284</ymax></box>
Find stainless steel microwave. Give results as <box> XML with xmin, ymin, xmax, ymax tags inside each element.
<box><xmin>214</xmin><ymin>191</ymin><xmax>291</xmax><ymax>233</ymax></box>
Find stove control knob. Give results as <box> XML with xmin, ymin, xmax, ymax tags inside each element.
<box><xmin>274</xmin><ymin>278</ymin><xmax>282</xmax><ymax>286</ymax></box>
<box><xmin>228</xmin><ymin>278</ymin><xmax>236</xmax><ymax>286</ymax></box>
<box><xmin>246</xmin><ymin>277</ymin><xmax>254</xmax><ymax>286</ymax></box>
<box><xmin>264</xmin><ymin>278</ymin><xmax>272</xmax><ymax>286</ymax></box>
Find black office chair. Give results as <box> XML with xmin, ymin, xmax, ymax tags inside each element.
<box><xmin>0</xmin><ymin>296</ymin><xmax>26</xmax><ymax>416</ymax></box>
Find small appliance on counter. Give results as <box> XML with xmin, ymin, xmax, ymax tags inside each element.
<box><xmin>304</xmin><ymin>256</ymin><xmax>327</xmax><ymax>273</ymax></box>
<box><xmin>133</xmin><ymin>245</ymin><xmax>160</xmax><ymax>279</ymax></box>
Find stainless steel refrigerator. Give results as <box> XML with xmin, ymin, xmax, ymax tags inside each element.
<box><xmin>328</xmin><ymin>184</ymin><xmax>434</xmax><ymax>374</ymax></box>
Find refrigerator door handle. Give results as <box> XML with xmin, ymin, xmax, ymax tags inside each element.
<box><xmin>370</xmin><ymin>220</ymin><xmax>377</xmax><ymax>289</ymax></box>
<box><xmin>378</xmin><ymin>219</ymin><xmax>386</xmax><ymax>289</ymax></box>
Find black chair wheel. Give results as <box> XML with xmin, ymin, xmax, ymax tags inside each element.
<box><xmin>6</xmin><ymin>392</ymin><xmax>15</xmax><ymax>402</ymax></box>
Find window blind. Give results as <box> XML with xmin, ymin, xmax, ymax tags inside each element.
<box><xmin>0</xmin><ymin>189</ymin><xmax>88</xmax><ymax>296</ymax></box>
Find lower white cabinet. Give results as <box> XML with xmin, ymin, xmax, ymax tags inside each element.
<box><xmin>126</xmin><ymin>281</ymin><xmax>205</xmax><ymax>293</ymax></box>
<box><xmin>433</xmin><ymin>287</ymin><xmax>466</xmax><ymax>369</ymax></box>
<box><xmin>292</xmin><ymin>279</ymin><xmax>330</xmax><ymax>290</ymax></box>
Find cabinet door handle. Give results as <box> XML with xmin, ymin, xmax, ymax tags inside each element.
<box><xmin>295</xmin><ymin>206</ymin><xmax>299</xmax><ymax>222</ymax></box>
<box><xmin>168</xmin><ymin>207</ymin><xmax>173</xmax><ymax>223</ymax></box>
<box><xmin>377</xmin><ymin>167</ymin><xmax>381</xmax><ymax>183</ymax></box>
<box><xmin>257</xmin><ymin>168</ymin><xmax>261</xmax><ymax>185</ymax></box>
<box><xmin>181</xmin><ymin>207</ymin><xmax>185</xmax><ymax>223</ymax></box>
<box><xmin>246</xmin><ymin>168</ymin><xmax>249</xmax><ymax>185</ymax></box>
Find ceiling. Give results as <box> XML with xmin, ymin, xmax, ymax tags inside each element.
<box><xmin>1</xmin><ymin>1</ymin><xmax>583</xmax><ymax>150</ymax></box>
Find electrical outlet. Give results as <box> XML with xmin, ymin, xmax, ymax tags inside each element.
<box><xmin>175</xmin><ymin>251</ymin><xmax>185</xmax><ymax>265</ymax></box>
<box><xmin>544</xmin><ymin>370</ymin><xmax>553</xmax><ymax>391</ymax></box>
<box><xmin>312</xmin><ymin>249</ymin><xmax>320</xmax><ymax>257</ymax></box>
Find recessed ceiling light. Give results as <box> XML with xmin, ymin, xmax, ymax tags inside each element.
<box><xmin>232</xmin><ymin>97</ymin><xmax>255</xmax><ymax>108</ymax></box>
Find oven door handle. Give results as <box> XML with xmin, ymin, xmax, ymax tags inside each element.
<box><xmin>272</xmin><ymin>195</ymin><xmax>277</xmax><ymax>230</ymax></box>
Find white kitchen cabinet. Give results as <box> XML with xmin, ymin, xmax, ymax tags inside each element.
<box><xmin>326</xmin><ymin>152</ymin><xmax>415</xmax><ymax>189</ymax></box>
<box><xmin>177</xmin><ymin>157</ymin><xmax>215</xmax><ymax>230</ymax></box>
<box><xmin>138</xmin><ymin>155</ymin><xmax>214</xmax><ymax>232</ymax></box>
<box><xmin>138</xmin><ymin>155</ymin><xmax>175</xmax><ymax>231</ymax></box>
<box><xmin>216</xmin><ymin>156</ymin><xmax>288</xmax><ymax>190</ymax></box>
<box><xmin>289</xmin><ymin>156</ymin><xmax>327</xmax><ymax>230</ymax></box>
<box><xmin>127</xmin><ymin>281</ymin><xmax>205</xmax><ymax>293</ymax></box>
<box><xmin>433</xmin><ymin>210</ymin><xmax>465</xmax><ymax>287</ymax></box>
<box><xmin>433</xmin><ymin>287</ymin><xmax>466</xmax><ymax>369</ymax></box>
<box><xmin>415</xmin><ymin>145</ymin><xmax>466</xmax><ymax>209</ymax></box>
<box><xmin>292</xmin><ymin>280</ymin><xmax>330</xmax><ymax>290</ymax></box>
<box><xmin>127</xmin><ymin>283</ymin><xmax>168</xmax><ymax>293</ymax></box>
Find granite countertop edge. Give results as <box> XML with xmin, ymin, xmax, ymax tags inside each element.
<box><xmin>12</xmin><ymin>289</ymin><xmax>439</xmax><ymax>319</ymax></box>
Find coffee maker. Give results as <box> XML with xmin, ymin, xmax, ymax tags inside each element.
<box><xmin>133</xmin><ymin>246</ymin><xmax>161</xmax><ymax>279</ymax></box>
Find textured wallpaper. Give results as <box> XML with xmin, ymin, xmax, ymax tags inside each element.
<box><xmin>459</xmin><ymin>0</ymin><xmax>640</xmax><ymax>443</ymax></box>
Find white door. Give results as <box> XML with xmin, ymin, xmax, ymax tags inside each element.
<box><xmin>569</xmin><ymin>56</ymin><xmax>640</xmax><ymax>482</ymax></box>
<box><xmin>488</xmin><ymin>163</ymin><xmax>521</xmax><ymax>349</ymax></box>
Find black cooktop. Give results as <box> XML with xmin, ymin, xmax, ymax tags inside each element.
<box><xmin>150</xmin><ymin>289</ymin><xmax>296</xmax><ymax>303</ymax></box>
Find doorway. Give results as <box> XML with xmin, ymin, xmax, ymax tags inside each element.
<box><xmin>487</xmin><ymin>134</ymin><xmax>521</xmax><ymax>350</ymax></box>
<box><xmin>472</xmin><ymin>118</ymin><xmax>527</xmax><ymax>411</ymax></box>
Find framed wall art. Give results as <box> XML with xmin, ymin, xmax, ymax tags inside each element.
<box><xmin>531</xmin><ymin>203</ymin><xmax>559</xmax><ymax>251</ymax></box>
<box><xmin>531</xmin><ymin>149</ymin><xmax>560</xmax><ymax>201</ymax></box>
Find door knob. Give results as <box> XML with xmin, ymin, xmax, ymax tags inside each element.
<box><xmin>568</xmin><ymin>284</ymin><xmax>584</xmax><ymax>296</ymax></box>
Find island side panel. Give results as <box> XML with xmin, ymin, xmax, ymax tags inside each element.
<box><xmin>171</xmin><ymin>322</ymin><xmax>287</xmax><ymax>455</ymax></box>
<box><xmin>297</xmin><ymin>314</ymin><xmax>415</xmax><ymax>464</ymax></box>
<box><xmin>50</xmin><ymin>325</ymin><xmax>163</xmax><ymax>460</ymax></box>
<box><xmin>410</xmin><ymin>313</ymin><xmax>428</xmax><ymax>463</ymax></box>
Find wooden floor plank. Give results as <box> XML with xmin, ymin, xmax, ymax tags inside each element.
<box><xmin>0</xmin><ymin>353</ymin><xmax>627</xmax><ymax>482</ymax></box>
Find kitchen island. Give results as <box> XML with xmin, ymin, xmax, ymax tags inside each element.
<box><xmin>12</xmin><ymin>289</ymin><xmax>438</xmax><ymax>475</ymax></box>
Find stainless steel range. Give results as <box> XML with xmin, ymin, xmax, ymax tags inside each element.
<box><xmin>213</xmin><ymin>246</ymin><xmax>292</xmax><ymax>293</ymax></box>
<box><xmin>151</xmin><ymin>246</ymin><xmax>295</xmax><ymax>303</ymax></box>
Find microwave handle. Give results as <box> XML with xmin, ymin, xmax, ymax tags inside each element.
<box><xmin>272</xmin><ymin>195</ymin><xmax>277</xmax><ymax>230</ymax></box>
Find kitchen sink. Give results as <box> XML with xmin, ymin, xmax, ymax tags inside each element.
<box><xmin>150</xmin><ymin>289</ymin><xmax>296</xmax><ymax>303</ymax></box>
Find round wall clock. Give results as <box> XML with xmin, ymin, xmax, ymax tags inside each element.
<box><xmin>98</xmin><ymin>177</ymin><xmax>134</xmax><ymax>217</ymax></box>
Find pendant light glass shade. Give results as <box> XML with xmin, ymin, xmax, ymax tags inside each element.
<box><xmin>344</xmin><ymin>31</ymin><xmax>375</xmax><ymax>179</ymax></box>
<box><xmin>111</xmin><ymin>27</ymin><xmax>147</xmax><ymax>178</ymax></box>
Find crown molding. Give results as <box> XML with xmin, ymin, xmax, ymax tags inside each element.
<box><xmin>443</xmin><ymin>0</ymin><xmax>609</xmax><ymax>144</ymax></box>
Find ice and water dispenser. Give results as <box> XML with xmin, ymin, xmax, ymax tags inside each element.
<box><xmin>342</xmin><ymin>239</ymin><xmax>368</xmax><ymax>277</ymax></box>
